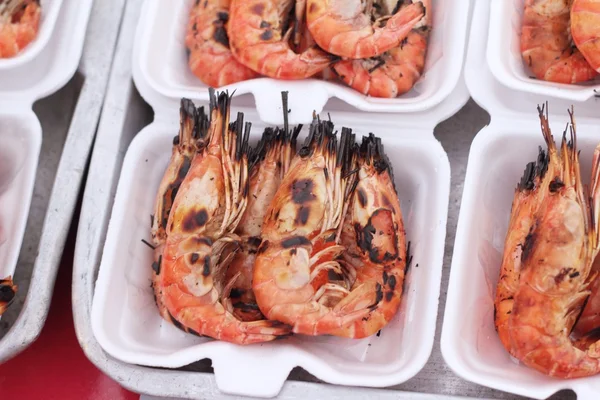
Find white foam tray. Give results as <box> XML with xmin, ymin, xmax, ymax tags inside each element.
<box><xmin>0</xmin><ymin>111</ymin><xmax>40</xmax><ymax>286</ymax></box>
<box><xmin>441</xmin><ymin>1</ymin><xmax>600</xmax><ymax>399</ymax></box>
<box><xmin>135</xmin><ymin>0</ymin><xmax>469</xmax><ymax>123</ymax></box>
<box><xmin>0</xmin><ymin>0</ymin><xmax>92</xmax><ymax>322</ymax></box>
<box><xmin>0</xmin><ymin>0</ymin><xmax>63</xmax><ymax>70</ymax></box>
<box><xmin>488</xmin><ymin>0</ymin><xmax>600</xmax><ymax>102</ymax></box>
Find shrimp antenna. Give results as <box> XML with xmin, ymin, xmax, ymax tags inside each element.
<box><xmin>281</xmin><ymin>91</ymin><xmax>289</xmax><ymax>134</ymax></box>
<box><xmin>567</xmin><ymin>106</ymin><xmax>576</xmax><ymax>151</ymax></box>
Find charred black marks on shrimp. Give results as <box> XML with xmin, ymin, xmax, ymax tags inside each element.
<box><xmin>356</xmin><ymin>209</ymin><xmax>399</xmax><ymax>264</ymax></box>
<box><xmin>260</xmin><ymin>29</ymin><xmax>274</xmax><ymax>41</ymax></box>
<box><xmin>518</xmin><ymin>162</ymin><xmax>536</xmax><ymax>191</ymax></box>
<box><xmin>521</xmin><ymin>226</ymin><xmax>537</xmax><ymax>264</ymax></box>
<box><xmin>291</xmin><ymin>179</ymin><xmax>316</xmax><ymax>204</ymax></box>
<box><xmin>212</xmin><ymin>11</ymin><xmax>230</xmax><ymax>48</ymax></box>
<box><xmin>182</xmin><ymin>208</ymin><xmax>209</xmax><ymax>232</ymax></box>
<box><xmin>187</xmin><ymin>328</ymin><xmax>205</xmax><ymax>337</ymax></box>
<box><xmin>168</xmin><ymin>312</ymin><xmax>186</xmax><ymax>332</ymax></box>
<box><xmin>518</xmin><ymin>146</ymin><xmax>548</xmax><ymax>191</ymax></box>
<box><xmin>0</xmin><ymin>284</ymin><xmax>16</xmax><ymax>304</ymax></box>
<box><xmin>554</xmin><ymin>267</ymin><xmax>577</xmax><ymax>284</ymax></box>
<box><xmin>295</xmin><ymin>206</ymin><xmax>310</xmax><ymax>226</ymax></box>
<box><xmin>385</xmin><ymin>291</ymin><xmax>394</xmax><ymax>302</ymax></box>
<box><xmin>190</xmin><ymin>253</ymin><xmax>200</xmax><ymax>264</ymax></box>
<box><xmin>388</xmin><ymin>275</ymin><xmax>397</xmax><ymax>291</ymax></box>
<box><xmin>257</xmin><ymin>240</ymin><xmax>270</xmax><ymax>255</ymax></box>
<box><xmin>360</xmin><ymin>133</ymin><xmax>392</xmax><ymax>175</ymax></box>
<box><xmin>357</xmin><ymin>188</ymin><xmax>367</xmax><ymax>208</ymax></box>
<box><xmin>152</xmin><ymin>255</ymin><xmax>162</xmax><ymax>275</ymax></box>
<box><xmin>370</xmin><ymin>283</ymin><xmax>383</xmax><ymax>308</ymax></box>
<box><xmin>368</xmin><ymin>57</ymin><xmax>386</xmax><ymax>73</ymax></box>
<box><xmin>405</xmin><ymin>241</ymin><xmax>413</xmax><ymax>277</ymax></box>
<box><xmin>549</xmin><ymin>177</ymin><xmax>565</xmax><ymax>193</ymax></box>
<box><xmin>201</xmin><ymin>256</ymin><xmax>211</xmax><ymax>277</ymax></box>
<box><xmin>192</xmin><ymin>237</ymin><xmax>213</xmax><ymax>247</ymax></box>
<box><xmin>281</xmin><ymin>236</ymin><xmax>311</xmax><ymax>249</ymax></box>
<box><xmin>247</xmin><ymin>236</ymin><xmax>262</xmax><ymax>249</ymax></box>
<box><xmin>161</xmin><ymin>156</ymin><xmax>192</xmax><ymax>229</ymax></box>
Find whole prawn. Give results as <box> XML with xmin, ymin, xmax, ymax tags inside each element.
<box><xmin>154</xmin><ymin>91</ymin><xmax>290</xmax><ymax>344</ymax></box>
<box><xmin>333</xmin><ymin>0</ymin><xmax>430</xmax><ymax>98</ymax></box>
<box><xmin>571</xmin><ymin>0</ymin><xmax>600</xmax><ymax>73</ymax></box>
<box><xmin>521</xmin><ymin>0</ymin><xmax>598</xmax><ymax>83</ymax></box>
<box><xmin>496</xmin><ymin>106</ymin><xmax>600</xmax><ymax>378</ymax></box>
<box><xmin>253</xmin><ymin>120</ymin><xmax>406</xmax><ymax>338</ymax></box>
<box><xmin>150</xmin><ymin>98</ymin><xmax>209</xmax><ymax>322</ymax></box>
<box><xmin>225</xmin><ymin>96</ymin><xmax>300</xmax><ymax>322</ymax></box>
<box><xmin>185</xmin><ymin>0</ymin><xmax>258</xmax><ymax>87</ymax></box>
<box><xmin>227</xmin><ymin>0</ymin><xmax>337</xmax><ymax>79</ymax></box>
<box><xmin>306</xmin><ymin>0</ymin><xmax>425</xmax><ymax>59</ymax></box>
<box><xmin>0</xmin><ymin>276</ymin><xmax>16</xmax><ymax>315</ymax></box>
<box><xmin>0</xmin><ymin>0</ymin><xmax>40</xmax><ymax>58</ymax></box>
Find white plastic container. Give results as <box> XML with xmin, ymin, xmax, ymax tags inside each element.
<box><xmin>487</xmin><ymin>0</ymin><xmax>600</xmax><ymax>102</ymax></box>
<box><xmin>441</xmin><ymin>1</ymin><xmax>600</xmax><ymax>399</ymax></box>
<box><xmin>0</xmin><ymin>0</ymin><xmax>92</xmax><ymax>318</ymax></box>
<box><xmin>89</xmin><ymin>0</ymin><xmax>472</xmax><ymax>397</ymax></box>
<box><xmin>136</xmin><ymin>0</ymin><xmax>469</xmax><ymax>123</ymax></box>
<box><xmin>0</xmin><ymin>0</ymin><xmax>63</xmax><ymax>70</ymax></box>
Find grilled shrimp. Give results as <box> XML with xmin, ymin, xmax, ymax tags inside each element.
<box><xmin>494</xmin><ymin>145</ymin><xmax>557</xmax><ymax>353</ymax></box>
<box><xmin>571</xmin><ymin>0</ymin><xmax>600</xmax><ymax>73</ymax></box>
<box><xmin>496</xmin><ymin>106</ymin><xmax>600</xmax><ymax>378</ymax></box>
<box><xmin>185</xmin><ymin>0</ymin><xmax>258</xmax><ymax>87</ymax></box>
<box><xmin>333</xmin><ymin>0</ymin><xmax>430</xmax><ymax>98</ymax></box>
<box><xmin>225</xmin><ymin>99</ymin><xmax>300</xmax><ymax>321</ymax></box>
<box><xmin>521</xmin><ymin>0</ymin><xmax>598</xmax><ymax>83</ymax></box>
<box><xmin>0</xmin><ymin>276</ymin><xmax>16</xmax><ymax>315</ymax></box>
<box><xmin>0</xmin><ymin>0</ymin><xmax>40</xmax><ymax>58</ymax></box>
<box><xmin>154</xmin><ymin>91</ymin><xmax>290</xmax><ymax>344</ymax></box>
<box><xmin>150</xmin><ymin>99</ymin><xmax>209</xmax><ymax>321</ymax></box>
<box><xmin>227</xmin><ymin>0</ymin><xmax>336</xmax><ymax>79</ymax></box>
<box><xmin>254</xmin><ymin>120</ymin><xmax>406</xmax><ymax>338</ymax></box>
<box><xmin>306</xmin><ymin>0</ymin><xmax>425</xmax><ymax>59</ymax></box>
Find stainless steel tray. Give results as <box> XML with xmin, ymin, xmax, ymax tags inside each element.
<box><xmin>0</xmin><ymin>0</ymin><xmax>124</xmax><ymax>362</ymax></box>
<box><xmin>71</xmin><ymin>0</ymin><xmax>575</xmax><ymax>399</ymax></box>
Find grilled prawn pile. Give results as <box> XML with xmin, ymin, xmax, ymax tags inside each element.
<box><xmin>521</xmin><ymin>0</ymin><xmax>600</xmax><ymax>84</ymax></box>
<box><xmin>495</xmin><ymin>106</ymin><xmax>600</xmax><ymax>378</ymax></box>
<box><xmin>0</xmin><ymin>0</ymin><xmax>40</xmax><ymax>58</ymax></box>
<box><xmin>185</xmin><ymin>0</ymin><xmax>431</xmax><ymax>98</ymax></box>
<box><xmin>149</xmin><ymin>89</ymin><xmax>408</xmax><ymax>344</ymax></box>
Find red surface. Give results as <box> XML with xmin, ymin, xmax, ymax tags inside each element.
<box><xmin>0</xmin><ymin>228</ymin><xmax>138</xmax><ymax>400</ymax></box>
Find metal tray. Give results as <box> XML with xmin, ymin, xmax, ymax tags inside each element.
<box><xmin>72</xmin><ymin>0</ymin><xmax>576</xmax><ymax>399</ymax></box>
<box><xmin>0</xmin><ymin>0</ymin><xmax>124</xmax><ymax>362</ymax></box>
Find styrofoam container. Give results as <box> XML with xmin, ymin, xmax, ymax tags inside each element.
<box><xmin>0</xmin><ymin>111</ymin><xmax>40</xmax><ymax>287</ymax></box>
<box><xmin>0</xmin><ymin>0</ymin><xmax>92</xmax><ymax>332</ymax></box>
<box><xmin>487</xmin><ymin>0</ymin><xmax>600</xmax><ymax>102</ymax></box>
<box><xmin>0</xmin><ymin>0</ymin><xmax>63</xmax><ymax>70</ymax></box>
<box><xmin>441</xmin><ymin>1</ymin><xmax>600</xmax><ymax>399</ymax></box>
<box><xmin>135</xmin><ymin>0</ymin><xmax>470</xmax><ymax>123</ymax></box>
<box><xmin>91</xmin><ymin>107</ymin><xmax>452</xmax><ymax>398</ymax></box>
